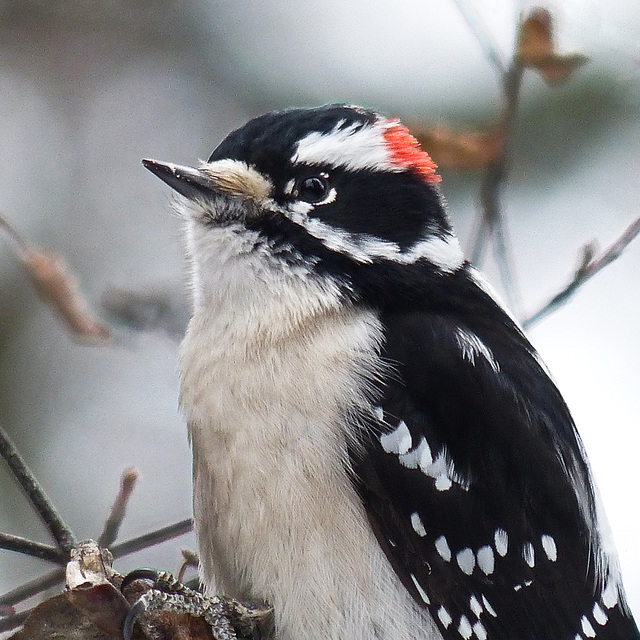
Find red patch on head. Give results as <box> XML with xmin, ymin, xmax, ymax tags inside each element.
<box><xmin>382</xmin><ymin>120</ymin><xmax>441</xmax><ymax>184</ymax></box>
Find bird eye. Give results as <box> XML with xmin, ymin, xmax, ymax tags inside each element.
<box><xmin>296</xmin><ymin>175</ymin><xmax>330</xmax><ymax>203</ymax></box>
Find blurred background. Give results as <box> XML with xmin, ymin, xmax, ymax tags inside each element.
<box><xmin>0</xmin><ymin>0</ymin><xmax>639</xmax><ymax>626</ymax></box>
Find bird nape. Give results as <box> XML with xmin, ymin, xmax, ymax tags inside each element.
<box><xmin>143</xmin><ymin>104</ymin><xmax>639</xmax><ymax>640</ymax></box>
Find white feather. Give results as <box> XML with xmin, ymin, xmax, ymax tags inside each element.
<box><xmin>178</xmin><ymin>202</ymin><xmax>442</xmax><ymax>640</ymax></box>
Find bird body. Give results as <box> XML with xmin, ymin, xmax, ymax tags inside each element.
<box><xmin>144</xmin><ymin>104</ymin><xmax>639</xmax><ymax>640</ymax></box>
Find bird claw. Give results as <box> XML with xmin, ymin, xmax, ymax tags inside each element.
<box><xmin>120</xmin><ymin>568</ymin><xmax>271</xmax><ymax>640</ymax></box>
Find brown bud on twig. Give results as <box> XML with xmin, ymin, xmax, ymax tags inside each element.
<box><xmin>516</xmin><ymin>8</ymin><xmax>588</xmax><ymax>85</ymax></box>
<box><xmin>98</xmin><ymin>468</ymin><xmax>139</xmax><ymax>549</ymax></box>
<box><xmin>413</xmin><ymin>125</ymin><xmax>505</xmax><ymax>171</ymax></box>
<box><xmin>21</xmin><ymin>247</ymin><xmax>110</xmax><ymax>344</ymax></box>
<box><xmin>0</xmin><ymin>210</ymin><xmax>110</xmax><ymax>344</ymax></box>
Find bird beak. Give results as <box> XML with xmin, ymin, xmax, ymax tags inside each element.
<box><xmin>142</xmin><ymin>159</ymin><xmax>217</xmax><ymax>201</ymax></box>
<box><xmin>142</xmin><ymin>158</ymin><xmax>272</xmax><ymax>203</ymax></box>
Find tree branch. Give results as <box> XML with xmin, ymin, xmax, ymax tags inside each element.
<box><xmin>0</xmin><ymin>534</ymin><xmax>66</xmax><ymax>565</ymax></box>
<box><xmin>98</xmin><ymin>467</ymin><xmax>139</xmax><ymax>548</ymax></box>
<box><xmin>523</xmin><ymin>215</ymin><xmax>640</xmax><ymax>328</ymax></box>
<box><xmin>110</xmin><ymin>518</ymin><xmax>193</xmax><ymax>559</ymax></box>
<box><xmin>0</xmin><ymin>422</ymin><xmax>76</xmax><ymax>554</ymax></box>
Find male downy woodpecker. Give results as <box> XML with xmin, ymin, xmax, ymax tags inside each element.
<box><xmin>144</xmin><ymin>104</ymin><xmax>639</xmax><ymax>640</ymax></box>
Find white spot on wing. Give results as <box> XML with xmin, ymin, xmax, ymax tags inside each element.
<box><xmin>482</xmin><ymin>595</ymin><xmax>497</xmax><ymax>617</ymax></box>
<box><xmin>458</xmin><ymin>615</ymin><xmax>473</xmax><ymax>639</ymax></box>
<box><xmin>380</xmin><ymin>420</ymin><xmax>412</xmax><ymax>455</ymax></box>
<box><xmin>523</xmin><ymin>542</ymin><xmax>535</xmax><ymax>568</ymax></box>
<box><xmin>581</xmin><ymin>616</ymin><xmax>596</xmax><ymax>638</ymax></box>
<box><xmin>541</xmin><ymin>534</ymin><xmax>557</xmax><ymax>562</ymax></box>
<box><xmin>602</xmin><ymin>581</ymin><xmax>619</xmax><ymax>609</ymax></box>
<box><xmin>435</xmin><ymin>474</ymin><xmax>453</xmax><ymax>491</ymax></box>
<box><xmin>592</xmin><ymin>602</ymin><xmax>608</xmax><ymax>625</ymax></box>
<box><xmin>373</xmin><ymin>406</ymin><xmax>384</xmax><ymax>421</ymax></box>
<box><xmin>454</xmin><ymin>327</ymin><xmax>500</xmax><ymax>373</ymax></box>
<box><xmin>457</xmin><ymin>548</ymin><xmax>476</xmax><ymax>575</ymax></box>
<box><xmin>417</xmin><ymin>448</ymin><xmax>469</xmax><ymax>491</ymax></box>
<box><xmin>473</xmin><ymin>621</ymin><xmax>487</xmax><ymax>640</ymax></box>
<box><xmin>411</xmin><ymin>512</ymin><xmax>427</xmax><ymax>537</ymax></box>
<box><xmin>438</xmin><ymin>606</ymin><xmax>453</xmax><ymax>628</ymax></box>
<box><xmin>469</xmin><ymin>595</ymin><xmax>483</xmax><ymax>617</ymax></box>
<box><xmin>410</xmin><ymin>573</ymin><xmax>430</xmax><ymax>604</ymax></box>
<box><xmin>435</xmin><ymin>535</ymin><xmax>452</xmax><ymax>562</ymax></box>
<box><xmin>494</xmin><ymin>528</ymin><xmax>508</xmax><ymax>556</ymax></box>
<box><xmin>398</xmin><ymin>436</ymin><xmax>432</xmax><ymax>469</ymax></box>
<box><xmin>477</xmin><ymin>545</ymin><xmax>495</xmax><ymax>575</ymax></box>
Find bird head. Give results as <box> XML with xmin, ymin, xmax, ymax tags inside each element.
<box><xmin>144</xmin><ymin>105</ymin><xmax>465</xmax><ymax>308</ymax></box>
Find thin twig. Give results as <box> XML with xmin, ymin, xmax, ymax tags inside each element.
<box><xmin>490</xmin><ymin>207</ymin><xmax>523</xmax><ymax>315</ymax></box>
<box><xmin>0</xmin><ymin>567</ymin><xmax>65</xmax><ymax>608</ymax></box>
<box><xmin>452</xmin><ymin>0</ymin><xmax>507</xmax><ymax>75</ymax></box>
<box><xmin>0</xmin><ymin>609</ymin><xmax>29</xmax><ymax>633</ymax></box>
<box><xmin>98</xmin><ymin>467</ymin><xmax>139</xmax><ymax>548</ymax></box>
<box><xmin>0</xmin><ymin>518</ymin><xmax>193</xmax><ymax>611</ymax></box>
<box><xmin>523</xmin><ymin>215</ymin><xmax>640</xmax><ymax>328</ymax></box>
<box><xmin>0</xmin><ymin>209</ymin><xmax>29</xmax><ymax>252</ymax></box>
<box><xmin>0</xmin><ymin>533</ymin><xmax>66</xmax><ymax>565</ymax></box>
<box><xmin>0</xmin><ymin>422</ymin><xmax>76</xmax><ymax>553</ymax></box>
<box><xmin>471</xmin><ymin>62</ymin><xmax>525</xmax><ymax>315</ymax></box>
<box><xmin>110</xmin><ymin>517</ymin><xmax>193</xmax><ymax>559</ymax></box>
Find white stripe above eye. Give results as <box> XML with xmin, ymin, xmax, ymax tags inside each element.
<box><xmin>292</xmin><ymin>119</ymin><xmax>398</xmax><ymax>175</ymax></box>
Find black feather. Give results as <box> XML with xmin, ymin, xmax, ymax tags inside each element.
<box><xmin>350</xmin><ymin>267</ymin><xmax>639</xmax><ymax>640</ymax></box>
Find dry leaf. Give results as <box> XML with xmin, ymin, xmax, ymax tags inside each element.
<box><xmin>413</xmin><ymin>125</ymin><xmax>504</xmax><ymax>171</ymax></box>
<box><xmin>8</xmin><ymin>590</ymin><xmax>117</xmax><ymax>640</ymax></box>
<box><xmin>531</xmin><ymin>53</ymin><xmax>588</xmax><ymax>86</ymax></box>
<box><xmin>21</xmin><ymin>247</ymin><xmax>110</xmax><ymax>344</ymax></box>
<box><xmin>516</xmin><ymin>8</ymin><xmax>588</xmax><ymax>85</ymax></box>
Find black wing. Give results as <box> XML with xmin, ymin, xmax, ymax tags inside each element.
<box><xmin>352</xmin><ymin>277</ymin><xmax>639</xmax><ymax>640</ymax></box>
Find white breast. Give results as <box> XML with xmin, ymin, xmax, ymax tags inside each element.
<box><xmin>178</xmin><ymin>220</ymin><xmax>440</xmax><ymax>640</ymax></box>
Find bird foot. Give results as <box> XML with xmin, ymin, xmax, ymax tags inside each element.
<box><xmin>121</xmin><ymin>569</ymin><xmax>271</xmax><ymax>640</ymax></box>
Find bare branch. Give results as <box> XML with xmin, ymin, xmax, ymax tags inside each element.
<box><xmin>0</xmin><ymin>609</ymin><xmax>29</xmax><ymax>633</ymax></box>
<box><xmin>98</xmin><ymin>467</ymin><xmax>139</xmax><ymax>548</ymax></box>
<box><xmin>0</xmin><ymin>518</ymin><xmax>192</xmax><ymax>611</ymax></box>
<box><xmin>470</xmin><ymin>62</ymin><xmax>524</xmax><ymax>313</ymax></box>
<box><xmin>0</xmin><ymin>209</ymin><xmax>29</xmax><ymax>252</ymax></box>
<box><xmin>0</xmin><ymin>210</ymin><xmax>110</xmax><ymax>344</ymax></box>
<box><xmin>523</xmin><ymin>215</ymin><xmax>640</xmax><ymax>328</ymax></box>
<box><xmin>0</xmin><ymin>533</ymin><xmax>66</xmax><ymax>565</ymax></box>
<box><xmin>110</xmin><ymin>518</ymin><xmax>193</xmax><ymax>559</ymax></box>
<box><xmin>0</xmin><ymin>422</ymin><xmax>76</xmax><ymax>554</ymax></box>
<box><xmin>0</xmin><ymin>568</ymin><xmax>65</xmax><ymax>608</ymax></box>
<box><xmin>452</xmin><ymin>0</ymin><xmax>507</xmax><ymax>75</ymax></box>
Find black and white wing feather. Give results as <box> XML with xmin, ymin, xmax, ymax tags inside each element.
<box><xmin>352</xmin><ymin>273</ymin><xmax>639</xmax><ymax>640</ymax></box>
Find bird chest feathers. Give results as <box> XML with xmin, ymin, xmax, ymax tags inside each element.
<box><xmin>178</xmin><ymin>278</ymin><xmax>438</xmax><ymax>640</ymax></box>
